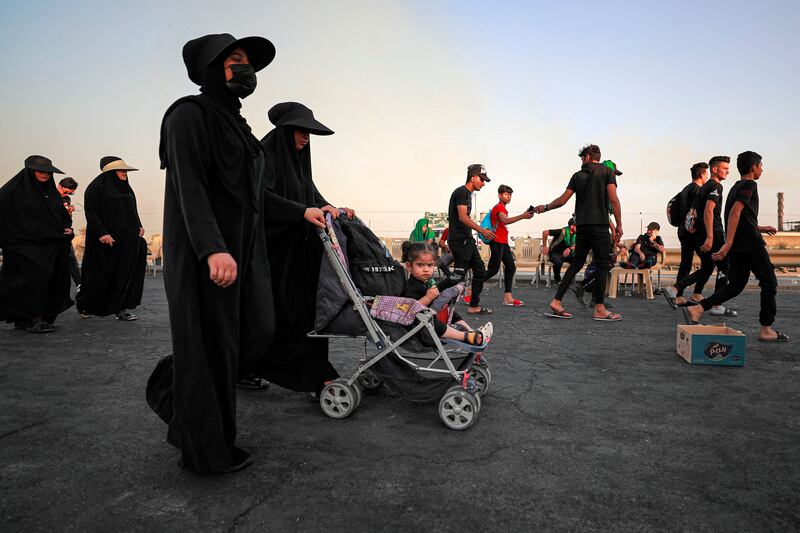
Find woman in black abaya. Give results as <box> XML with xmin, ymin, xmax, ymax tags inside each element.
<box><xmin>77</xmin><ymin>156</ymin><xmax>147</xmax><ymax>320</ymax></box>
<box><xmin>0</xmin><ymin>156</ymin><xmax>74</xmax><ymax>332</ymax></box>
<box><xmin>257</xmin><ymin>102</ymin><xmax>355</xmax><ymax>393</ymax></box>
<box><xmin>146</xmin><ymin>34</ymin><xmax>326</xmax><ymax>475</ymax></box>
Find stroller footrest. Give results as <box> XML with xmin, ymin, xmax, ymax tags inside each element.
<box><xmin>442</xmin><ymin>338</ymin><xmax>489</xmax><ymax>351</ymax></box>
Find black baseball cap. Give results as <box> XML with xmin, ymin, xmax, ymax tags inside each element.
<box><xmin>467</xmin><ymin>163</ymin><xmax>491</xmax><ymax>182</ymax></box>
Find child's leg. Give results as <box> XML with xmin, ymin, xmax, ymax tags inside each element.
<box><xmin>442</xmin><ymin>326</ymin><xmax>484</xmax><ymax>345</ymax></box>
<box><xmin>453</xmin><ymin>319</ymin><xmax>473</xmax><ymax>331</ymax></box>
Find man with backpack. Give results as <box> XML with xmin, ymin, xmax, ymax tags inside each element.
<box><xmin>684</xmin><ymin>151</ymin><xmax>787</xmax><ymax>342</ymax></box>
<box><xmin>664</xmin><ymin>156</ymin><xmax>737</xmax><ymax>316</ymax></box>
<box><xmin>484</xmin><ymin>184</ymin><xmax>533</xmax><ymax>306</ymax></box>
<box><xmin>440</xmin><ymin>164</ymin><xmax>496</xmax><ymax>315</ymax></box>
<box><xmin>666</xmin><ymin>162</ymin><xmax>708</xmax><ymax>303</ymax></box>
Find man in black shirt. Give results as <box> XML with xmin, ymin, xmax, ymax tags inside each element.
<box><xmin>672</xmin><ymin>162</ymin><xmax>708</xmax><ymax>304</ymax></box>
<box><xmin>624</xmin><ymin>222</ymin><xmax>665</xmax><ymax>268</ymax></box>
<box><xmin>541</xmin><ymin>218</ymin><xmax>576</xmax><ymax>283</ymax></box>
<box><xmin>534</xmin><ymin>144</ymin><xmax>622</xmax><ymax>321</ymax></box>
<box><xmin>440</xmin><ymin>164</ymin><xmax>496</xmax><ymax>314</ymax></box>
<box><xmin>685</xmin><ymin>151</ymin><xmax>787</xmax><ymax>342</ymax></box>
<box><xmin>664</xmin><ymin>156</ymin><xmax>736</xmax><ymax>316</ymax></box>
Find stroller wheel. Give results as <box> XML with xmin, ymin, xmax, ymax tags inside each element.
<box><xmin>356</xmin><ymin>371</ymin><xmax>383</xmax><ymax>391</ymax></box>
<box><xmin>438</xmin><ymin>388</ymin><xmax>479</xmax><ymax>430</ymax></box>
<box><xmin>469</xmin><ymin>366</ymin><xmax>492</xmax><ymax>397</ymax></box>
<box><xmin>320</xmin><ymin>378</ymin><xmax>358</xmax><ymax>419</ymax></box>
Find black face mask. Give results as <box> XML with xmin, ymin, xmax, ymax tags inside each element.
<box><xmin>226</xmin><ymin>64</ymin><xmax>257</xmax><ymax>98</ymax></box>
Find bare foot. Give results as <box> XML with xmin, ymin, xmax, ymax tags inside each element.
<box><xmin>687</xmin><ymin>305</ymin><xmax>703</xmax><ymax>323</ymax></box>
<box><xmin>548</xmin><ymin>299</ymin><xmax>572</xmax><ymax>318</ymax></box>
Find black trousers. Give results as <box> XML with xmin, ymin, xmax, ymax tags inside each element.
<box><xmin>676</xmin><ymin>232</ymin><xmax>729</xmax><ymax>296</ymax></box>
<box><xmin>438</xmin><ymin>252</ymin><xmax>453</xmax><ymax>278</ymax></box>
<box><xmin>554</xmin><ymin>225</ymin><xmax>612</xmax><ymax>305</ymax></box>
<box><xmin>486</xmin><ymin>241</ymin><xmax>516</xmax><ymax>292</ymax></box>
<box><xmin>440</xmin><ymin>237</ymin><xmax>486</xmax><ymax>307</ymax></box>
<box><xmin>675</xmin><ymin>232</ymin><xmax>695</xmax><ymax>297</ymax></box>
<box><xmin>548</xmin><ymin>251</ymin><xmax>573</xmax><ymax>282</ymax></box>
<box><xmin>702</xmin><ymin>247</ymin><xmax>777</xmax><ymax>326</ymax></box>
<box><xmin>68</xmin><ymin>244</ymin><xmax>81</xmax><ymax>286</ymax></box>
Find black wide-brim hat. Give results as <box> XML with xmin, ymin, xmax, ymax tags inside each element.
<box><xmin>268</xmin><ymin>102</ymin><xmax>334</xmax><ymax>135</ymax></box>
<box><xmin>24</xmin><ymin>155</ymin><xmax>64</xmax><ymax>174</ymax></box>
<box><xmin>183</xmin><ymin>33</ymin><xmax>276</xmax><ymax>86</ymax></box>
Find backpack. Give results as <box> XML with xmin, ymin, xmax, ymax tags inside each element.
<box><xmin>338</xmin><ymin>217</ymin><xmax>406</xmax><ymax>297</ymax></box>
<box><xmin>666</xmin><ymin>193</ymin><xmax>683</xmax><ymax>227</ymax></box>
<box><xmin>478</xmin><ymin>210</ymin><xmax>497</xmax><ymax>244</ymax></box>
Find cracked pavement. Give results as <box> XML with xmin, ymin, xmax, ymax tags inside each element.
<box><xmin>1</xmin><ymin>277</ymin><xmax>799</xmax><ymax>531</ymax></box>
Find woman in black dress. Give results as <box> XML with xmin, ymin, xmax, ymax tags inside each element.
<box><xmin>257</xmin><ymin>102</ymin><xmax>355</xmax><ymax>394</ymax></box>
<box><xmin>146</xmin><ymin>34</ymin><xmax>325</xmax><ymax>475</ymax></box>
<box><xmin>77</xmin><ymin>156</ymin><xmax>147</xmax><ymax>320</ymax></box>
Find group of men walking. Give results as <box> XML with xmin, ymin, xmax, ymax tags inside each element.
<box><xmin>664</xmin><ymin>152</ymin><xmax>787</xmax><ymax>342</ymax></box>
<box><xmin>440</xmin><ymin>145</ymin><xmax>787</xmax><ymax>342</ymax></box>
<box><xmin>443</xmin><ymin>145</ymin><xmax>623</xmax><ymax>321</ymax></box>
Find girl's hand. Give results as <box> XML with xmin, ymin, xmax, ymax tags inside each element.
<box><xmin>426</xmin><ymin>286</ymin><xmax>439</xmax><ymax>300</ymax></box>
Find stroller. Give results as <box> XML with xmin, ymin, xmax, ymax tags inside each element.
<box><xmin>308</xmin><ymin>216</ymin><xmax>491</xmax><ymax>430</ymax></box>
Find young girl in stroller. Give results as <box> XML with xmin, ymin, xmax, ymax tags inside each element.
<box><xmin>401</xmin><ymin>242</ymin><xmax>492</xmax><ymax>346</ymax></box>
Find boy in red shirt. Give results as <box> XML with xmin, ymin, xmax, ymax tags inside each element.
<box><xmin>486</xmin><ymin>184</ymin><xmax>533</xmax><ymax>306</ymax></box>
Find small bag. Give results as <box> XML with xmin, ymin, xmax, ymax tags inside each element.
<box><xmin>684</xmin><ymin>207</ymin><xmax>698</xmax><ymax>233</ymax></box>
<box><xmin>478</xmin><ymin>211</ymin><xmax>497</xmax><ymax>244</ymax></box>
<box><xmin>369</xmin><ymin>296</ymin><xmax>427</xmax><ymax>326</ymax></box>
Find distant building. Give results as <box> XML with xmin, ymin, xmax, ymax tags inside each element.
<box><xmin>424</xmin><ymin>211</ymin><xmax>448</xmax><ymax>237</ymax></box>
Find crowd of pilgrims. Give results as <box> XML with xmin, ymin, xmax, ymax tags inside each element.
<box><xmin>0</xmin><ymin>33</ymin><xmax>357</xmax><ymax>475</ymax></box>
<box><xmin>0</xmin><ymin>32</ymin><xmax>789</xmax><ymax>476</ymax></box>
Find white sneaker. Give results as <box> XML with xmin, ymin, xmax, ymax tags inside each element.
<box><xmin>709</xmin><ymin>305</ymin><xmax>738</xmax><ymax>317</ymax></box>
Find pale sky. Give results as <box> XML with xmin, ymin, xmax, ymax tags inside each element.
<box><xmin>2</xmin><ymin>0</ymin><xmax>798</xmax><ymax>245</ymax></box>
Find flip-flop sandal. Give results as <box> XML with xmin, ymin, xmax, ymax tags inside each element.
<box><xmin>758</xmin><ymin>331</ymin><xmax>790</xmax><ymax>342</ymax></box>
<box><xmin>593</xmin><ymin>313</ymin><xmax>623</xmax><ymax>322</ymax></box>
<box><xmin>463</xmin><ymin>330</ymin><xmax>485</xmax><ymax>346</ymax></box>
<box><xmin>502</xmin><ymin>299</ymin><xmax>525</xmax><ymax>307</ymax></box>
<box><xmin>680</xmin><ymin>307</ymin><xmax>699</xmax><ymax>325</ymax></box>
<box><xmin>544</xmin><ymin>309</ymin><xmax>573</xmax><ymax>319</ymax></box>
<box><xmin>467</xmin><ymin>307</ymin><xmax>493</xmax><ymax>315</ymax></box>
<box><xmin>661</xmin><ymin>287</ymin><xmax>678</xmax><ymax>310</ymax></box>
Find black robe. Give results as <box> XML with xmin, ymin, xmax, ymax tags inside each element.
<box><xmin>76</xmin><ymin>171</ymin><xmax>147</xmax><ymax>315</ymax></box>
<box><xmin>255</xmin><ymin>126</ymin><xmax>339</xmax><ymax>392</ymax></box>
<box><xmin>0</xmin><ymin>169</ymin><xmax>73</xmax><ymax>323</ymax></box>
<box><xmin>146</xmin><ymin>87</ymin><xmax>301</xmax><ymax>473</ymax></box>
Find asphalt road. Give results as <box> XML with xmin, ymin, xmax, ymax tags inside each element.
<box><xmin>1</xmin><ymin>277</ymin><xmax>798</xmax><ymax>532</ymax></box>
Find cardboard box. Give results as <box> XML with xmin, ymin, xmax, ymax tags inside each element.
<box><xmin>676</xmin><ymin>324</ymin><xmax>746</xmax><ymax>366</ymax></box>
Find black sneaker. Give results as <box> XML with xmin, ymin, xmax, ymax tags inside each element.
<box><xmin>27</xmin><ymin>321</ymin><xmax>55</xmax><ymax>333</ymax></box>
<box><xmin>116</xmin><ymin>312</ymin><xmax>138</xmax><ymax>321</ymax></box>
<box><xmin>237</xmin><ymin>377</ymin><xmax>269</xmax><ymax>390</ymax></box>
